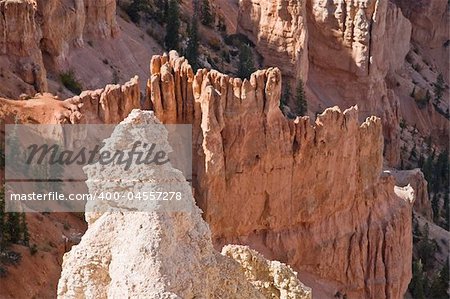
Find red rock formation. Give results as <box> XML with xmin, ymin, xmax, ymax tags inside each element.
<box><xmin>0</xmin><ymin>0</ymin><xmax>121</xmax><ymax>98</ymax></box>
<box><xmin>37</xmin><ymin>0</ymin><xmax>119</xmax><ymax>70</ymax></box>
<box><xmin>237</xmin><ymin>0</ymin><xmax>309</xmax><ymax>82</ymax></box>
<box><xmin>0</xmin><ymin>76</ymin><xmax>140</xmax><ymax>124</ymax></box>
<box><xmin>238</xmin><ymin>0</ymin><xmax>422</xmax><ymax>166</ymax></box>
<box><xmin>0</xmin><ymin>0</ymin><xmax>47</xmax><ymax>95</ymax></box>
<box><xmin>147</xmin><ymin>52</ymin><xmax>414</xmax><ymax>299</ymax></box>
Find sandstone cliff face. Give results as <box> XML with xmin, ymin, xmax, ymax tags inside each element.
<box><xmin>57</xmin><ymin>109</ymin><xmax>312</xmax><ymax>299</ymax></box>
<box><xmin>237</xmin><ymin>0</ymin><xmax>308</xmax><ymax>82</ymax></box>
<box><xmin>37</xmin><ymin>0</ymin><xmax>119</xmax><ymax>70</ymax></box>
<box><xmin>236</xmin><ymin>0</ymin><xmax>448</xmax><ymax>167</ymax></box>
<box><xmin>0</xmin><ymin>0</ymin><xmax>47</xmax><ymax>94</ymax></box>
<box><xmin>147</xmin><ymin>52</ymin><xmax>414</xmax><ymax>299</ymax></box>
<box><xmin>0</xmin><ymin>76</ymin><xmax>140</xmax><ymax>124</ymax></box>
<box><xmin>305</xmin><ymin>0</ymin><xmax>412</xmax><ymax>167</ymax></box>
<box><xmin>0</xmin><ymin>0</ymin><xmax>122</xmax><ymax>98</ymax></box>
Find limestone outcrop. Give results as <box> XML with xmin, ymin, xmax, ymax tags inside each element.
<box><xmin>0</xmin><ymin>76</ymin><xmax>140</xmax><ymax>124</ymax></box>
<box><xmin>148</xmin><ymin>52</ymin><xmax>415</xmax><ymax>299</ymax></box>
<box><xmin>57</xmin><ymin>109</ymin><xmax>312</xmax><ymax>299</ymax></box>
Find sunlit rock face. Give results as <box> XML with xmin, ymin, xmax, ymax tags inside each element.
<box><xmin>148</xmin><ymin>52</ymin><xmax>414</xmax><ymax>299</ymax></box>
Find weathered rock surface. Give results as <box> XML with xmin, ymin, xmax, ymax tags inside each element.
<box><xmin>0</xmin><ymin>76</ymin><xmax>140</xmax><ymax>124</ymax></box>
<box><xmin>235</xmin><ymin>0</ymin><xmax>449</xmax><ymax>168</ymax></box>
<box><xmin>37</xmin><ymin>0</ymin><xmax>119</xmax><ymax>70</ymax></box>
<box><xmin>390</xmin><ymin>168</ymin><xmax>432</xmax><ymax>221</ymax></box>
<box><xmin>0</xmin><ymin>0</ymin><xmax>152</xmax><ymax>99</ymax></box>
<box><xmin>237</xmin><ymin>0</ymin><xmax>309</xmax><ymax>82</ymax></box>
<box><xmin>148</xmin><ymin>52</ymin><xmax>415</xmax><ymax>299</ymax></box>
<box><xmin>0</xmin><ymin>0</ymin><xmax>47</xmax><ymax>94</ymax></box>
<box><xmin>57</xmin><ymin>109</ymin><xmax>312</xmax><ymax>299</ymax></box>
<box><xmin>393</xmin><ymin>0</ymin><xmax>449</xmax><ymax>78</ymax></box>
<box><xmin>305</xmin><ymin>0</ymin><xmax>412</xmax><ymax>167</ymax></box>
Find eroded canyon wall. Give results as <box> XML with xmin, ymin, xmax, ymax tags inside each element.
<box><xmin>305</xmin><ymin>0</ymin><xmax>412</xmax><ymax>167</ymax></box>
<box><xmin>0</xmin><ymin>0</ymin><xmax>47</xmax><ymax>95</ymax></box>
<box><xmin>0</xmin><ymin>0</ymin><xmax>120</xmax><ymax>97</ymax></box>
<box><xmin>37</xmin><ymin>0</ymin><xmax>119</xmax><ymax>70</ymax></box>
<box><xmin>237</xmin><ymin>0</ymin><xmax>309</xmax><ymax>82</ymax></box>
<box><xmin>238</xmin><ymin>0</ymin><xmax>411</xmax><ymax>165</ymax></box>
<box><xmin>147</xmin><ymin>52</ymin><xmax>414</xmax><ymax>299</ymax></box>
<box><xmin>57</xmin><ymin>109</ymin><xmax>312</xmax><ymax>299</ymax></box>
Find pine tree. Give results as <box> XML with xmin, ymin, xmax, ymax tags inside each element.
<box><xmin>296</xmin><ymin>80</ymin><xmax>308</xmax><ymax>116</ymax></box>
<box><xmin>237</xmin><ymin>44</ymin><xmax>255</xmax><ymax>80</ymax></box>
<box><xmin>0</xmin><ymin>188</ymin><xmax>5</xmax><ymax>251</ymax></box>
<box><xmin>434</xmin><ymin>73</ymin><xmax>445</xmax><ymax>104</ymax></box>
<box><xmin>430</xmin><ymin>258</ymin><xmax>449</xmax><ymax>299</ymax></box>
<box><xmin>186</xmin><ymin>16</ymin><xmax>200</xmax><ymax>71</ymax></box>
<box><xmin>20</xmin><ymin>213</ymin><xmax>29</xmax><ymax>247</ymax></box>
<box><xmin>7</xmin><ymin>122</ymin><xmax>21</xmax><ymax>173</ymax></box>
<box><xmin>409</xmin><ymin>259</ymin><xmax>426</xmax><ymax>299</ymax></box>
<box><xmin>200</xmin><ymin>0</ymin><xmax>213</xmax><ymax>27</ymax></box>
<box><xmin>164</xmin><ymin>0</ymin><xmax>180</xmax><ymax>51</ymax></box>
<box><xmin>422</xmin><ymin>154</ymin><xmax>435</xmax><ymax>192</ymax></box>
<box><xmin>444</xmin><ymin>192</ymin><xmax>449</xmax><ymax>230</ymax></box>
<box><xmin>432</xmin><ymin>194</ymin><xmax>440</xmax><ymax>223</ymax></box>
<box><xmin>6</xmin><ymin>212</ymin><xmax>20</xmax><ymax>244</ymax></box>
<box><xmin>155</xmin><ymin>0</ymin><xmax>168</xmax><ymax>23</ymax></box>
<box><xmin>417</xmin><ymin>223</ymin><xmax>437</xmax><ymax>269</ymax></box>
<box><xmin>281</xmin><ymin>83</ymin><xmax>291</xmax><ymax>108</ymax></box>
<box><xmin>126</xmin><ymin>0</ymin><xmax>151</xmax><ymax>24</ymax></box>
<box><xmin>436</xmin><ymin>150</ymin><xmax>449</xmax><ymax>191</ymax></box>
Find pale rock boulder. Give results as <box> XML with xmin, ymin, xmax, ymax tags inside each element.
<box><xmin>222</xmin><ymin>245</ymin><xmax>312</xmax><ymax>299</ymax></box>
<box><xmin>57</xmin><ymin>109</ymin><xmax>312</xmax><ymax>299</ymax></box>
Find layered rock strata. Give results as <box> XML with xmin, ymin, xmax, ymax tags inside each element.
<box><xmin>37</xmin><ymin>0</ymin><xmax>119</xmax><ymax>69</ymax></box>
<box><xmin>147</xmin><ymin>52</ymin><xmax>415</xmax><ymax>299</ymax></box>
<box><xmin>57</xmin><ymin>109</ymin><xmax>312</xmax><ymax>299</ymax></box>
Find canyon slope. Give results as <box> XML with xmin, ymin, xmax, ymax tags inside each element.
<box><xmin>0</xmin><ymin>0</ymin><xmax>159</xmax><ymax>99</ymax></box>
<box><xmin>148</xmin><ymin>52</ymin><xmax>415</xmax><ymax>298</ymax></box>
